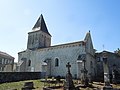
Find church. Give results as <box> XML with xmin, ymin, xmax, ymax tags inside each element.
<box><xmin>17</xmin><ymin>14</ymin><xmax>96</xmax><ymax>79</ymax></box>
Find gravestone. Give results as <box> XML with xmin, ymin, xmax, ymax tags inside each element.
<box><xmin>64</xmin><ymin>62</ymin><xmax>76</xmax><ymax>90</ymax></box>
<box><xmin>112</xmin><ymin>64</ymin><xmax>117</xmax><ymax>84</ymax></box>
<box><xmin>22</xmin><ymin>82</ymin><xmax>35</xmax><ymax>90</ymax></box>
<box><xmin>102</xmin><ymin>53</ymin><xmax>113</xmax><ymax>90</ymax></box>
<box><xmin>81</xmin><ymin>69</ymin><xmax>89</xmax><ymax>86</ymax></box>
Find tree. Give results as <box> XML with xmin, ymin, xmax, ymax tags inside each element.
<box><xmin>114</xmin><ymin>48</ymin><xmax>120</xmax><ymax>55</ymax></box>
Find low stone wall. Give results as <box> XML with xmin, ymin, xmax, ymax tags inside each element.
<box><xmin>0</xmin><ymin>72</ymin><xmax>41</xmax><ymax>83</ymax></box>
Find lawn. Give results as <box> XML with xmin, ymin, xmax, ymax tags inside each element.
<box><xmin>0</xmin><ymin>79</ymin><xmax>44</xmax><ymax>90</ymax></box>
<box><xmin>0</xmin><ymin>79</ymin><xmax>120</xmax><ymax>90</ymax></box>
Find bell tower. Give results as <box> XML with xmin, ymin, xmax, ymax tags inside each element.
<box><xmin>27</xmin><ymin>14</ymin><xmax>51</xmax><ymax>50</ymax></box>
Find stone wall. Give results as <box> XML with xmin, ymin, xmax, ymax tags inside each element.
<box><xmin>18</xmin><ymin>42</ymin><xmax>85</xmax><ymax>78</ymax></box>
<box><xmin>18</xmin><ymin>40</ymin><xmax>96</xmax><ymax>79</ymax></box>
<box><xmin>0</xmin><ymin>72</ymin><xmax>41</xmax><ymax>83</ymax></box>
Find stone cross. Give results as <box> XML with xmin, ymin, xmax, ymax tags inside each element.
<box><xmin>66</xmin><ymin>62</ymin><xmax>71</xmax><ymax>73</ymax></box>
<box><xmin>64</xmin><ymin>62</ymin><xmax>76</xmax><ymax>90</ymax></box>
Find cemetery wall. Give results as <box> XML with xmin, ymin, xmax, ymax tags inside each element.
<box><xmin>0</xmin><ymin>72</ymin><xmax>42</xmax><ymax>83</ymax></box>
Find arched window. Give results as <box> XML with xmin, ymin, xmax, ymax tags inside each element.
<box><xmin>28</xmin><ymin>60</ymin><xmax>31</xmax><ymax>66</ymax></box>
<box><xmin>55</xmin><ymin>58</ymin><xmax>59</xmax><ymax>67</ymax></box>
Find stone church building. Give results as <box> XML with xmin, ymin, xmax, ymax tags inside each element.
<box><xmin>17</xmin><ymin>14</ymin><xmax>96</xmax><ymax>79</ymax></box>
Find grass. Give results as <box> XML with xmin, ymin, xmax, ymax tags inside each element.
<box><xmin>0</xmin><ymin>79</ymin><xmax>44</xmax><ymax>90</ymax></box>
<box><xmin>0</xmin><ymin>79</ymin><xmax>120</xmax><ymax>90</ymax></box>
<box><xmin>112</xmin><ymin>84</ymin><xmax>120</xmax><ymax>89</ymax></box>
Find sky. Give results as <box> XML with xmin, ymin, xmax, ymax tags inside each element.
<box><xmin>0</xmin><ymin>0</ymin><xmax>120</xmax><ymax>62</ymax></box>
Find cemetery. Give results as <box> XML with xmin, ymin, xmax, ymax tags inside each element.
<box><xmin>1</xmin><ymin>58</ymin><xmax>120</xmax><ymax>90</ymax></box>
<box><xmin>1</xmin><ymin>79</ymin><xmax>120</xmax><ymax>90</ymax></box>
<box><xmin>1</xmin><ymin>51</ymin><xmax>120</xmax><ymax>90</ymax></box>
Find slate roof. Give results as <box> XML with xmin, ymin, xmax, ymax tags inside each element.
<box><xmin>95</xmin><ymin>50</ymin><xmax>120</xmax><ymax>57</ymax></box>
<box><xmin>0</xmin><ymin>51</ymin><xmax>14</xmax><ymax>59</ymax></box>
<box><xmin>32</xmin><ymin>14</ymin><xmax>51</xmax><ymax>36</ymax></box>
<box><xmin>18</xmin><ymin>40</ymin><xmax>85</xmax><ymax>54</ymax></box>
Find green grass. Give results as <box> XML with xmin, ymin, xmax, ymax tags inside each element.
<box><xmin>0</xmin><ymin>79</ymin><xmax>44</xmax><ymax>90</ymax></box>
<box><xmin>0</xmin><ymin>79</ymin><xmax>120</xmax><ymax>90</ymax></box>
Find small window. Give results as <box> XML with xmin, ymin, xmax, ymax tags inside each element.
<box><xmin>55</xmin><ymin>58</ymin><xmax>59</xmax><ymax>67</ymax></box>
<box><xmin>28</xmin><ymin>60</ymin><xmax>31</xmax><ymax>66</ymax></box>
<box><xmin>5</xmin><ymin>59</ymin><xmax>7</xmax><ymax>64</ymax></box>
<box><xmin>2</xmin><ymin>58</ymin><xmax>4</xmax><ymax>64</ymax></box>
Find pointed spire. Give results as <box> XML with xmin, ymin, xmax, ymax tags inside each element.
<box><xmin>32</xmin><ymin>14</ymin><xmax>51</xmax><ymax>36</ymax></box>
<box><xmin>84</xmin><ymin>31</ymin><xmax>91</xmax><ymax>41</ymax></box>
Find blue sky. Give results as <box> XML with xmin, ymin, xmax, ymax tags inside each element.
<box><xmin>0</xmin><ymin>0</ymin><xmax>120</xmax><ymax>62</ymax></box>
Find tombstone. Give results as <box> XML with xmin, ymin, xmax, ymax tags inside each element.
<box><xmin>112</xmin><ymin>64</ymin><xmax>117</xmax><ymax>84</ymax></box>
<box><xmin>112</xmin><ymin>70</ymin><xmax>116</xmax><ymax>84</ymax></box>
<box><xmin>56</xmin><ymin>76</ymin><xmax>61</xmax><ymax>82</ymax></box>
<box><xmin>77</xmin><ymin>54</ymin><xmax>89</xmax><ymax>86</ymax></box>
<box><xmin>64</xmin><ymin>62</ymin><xmax>76</xmax><ymax>90</ymax></box>
<box><xmin>102</xmin><ymin>52</ymin><xmax>113</xmax><ymax>90</ymax></box>
<box><xmin>22</xmin><ymin>82</ymin><xmax>35</xmax><ymax>90</ymax></box>
<box><xmin>88</xmin><ymin>73</ymin><xmax>92</xmax><ymax>83</ymax></box>
<box><xmin>80</xmin><ymin>60</ymin><xmax>89</xmax><ymax>87</ymax></box>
